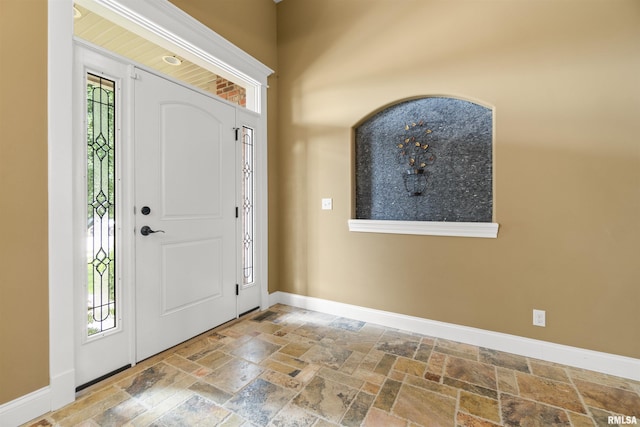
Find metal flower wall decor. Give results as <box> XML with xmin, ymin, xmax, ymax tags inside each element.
<box><xmin>397</xmin><ymin>120</ymin><xmax>436</xmax><ymax>196</ymax></box>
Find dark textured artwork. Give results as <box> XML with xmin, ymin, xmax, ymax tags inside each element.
<box><xmin>355</xmin><ymin>97</ymin><xmax>493</xmax><ymax>222</ymax></box>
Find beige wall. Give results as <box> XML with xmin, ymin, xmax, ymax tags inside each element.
<box><xmin>276</xmin><ymin>0</ymin><xmax>640</xmax><ymax>358</ymax></box>
<box><xmin>0</xmin><ymin>0</ymin><xmax>49</xmax><ymax>404</ymax></box>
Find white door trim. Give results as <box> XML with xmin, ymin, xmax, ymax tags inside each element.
<box><xmin>47</xmin><ymin>0</ymin><xmax>272</xmax><ymax>416</ymax></box>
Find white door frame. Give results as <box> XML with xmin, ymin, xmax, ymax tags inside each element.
<box><xmin>48</xmin><ymin>0</ymin><xmax>272</xmax><ymax>413</ymax></box>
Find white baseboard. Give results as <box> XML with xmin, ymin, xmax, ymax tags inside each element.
<box><xmin>269</xmin><ymin>291</ymin><xmax>640</xmax><ymax>381</ymax></box>
<box><xmin>0</xmin><ymin>387</ymin><xmax>51</xmax><ymax>427</ymax></box>
<box><xmin>0</xmin><ymin>369</ymin><xmax>75</xmax><ymax>427</ymax></box>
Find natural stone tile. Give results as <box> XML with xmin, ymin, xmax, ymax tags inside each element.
<box><xmin>376</xmin><ymin>336</ymin><xmax>419</xmax><ymax>358</ymax></box>
<box><xmin>394</xmin><ymin>357</ymin><xmax>427</xmax><ymax>377</ymax></box>
<box><xmin>517</xmin><ymin>372</ymin><xmax>586</xmax><ymax>413</ymax></box>
<box><xmin>301</xmin><ymin>343</ymin><xmax>352</xmax><ymax>369</ymax></box>
<box><xmin>340</xmin><ymin>351</ymin><xmax>367</xmax><ymax>375</ymax></box>
<box><xmin>251</xmin><ymin>310</ymin><xmax>279</xmax><ymax>322</ymax></box>
<box><xmin>403</xmin><ymin>375</ymin><xmax>458</xmax><ymax>398</ymax></box>
<box><xmin>393</xmin><ymin>384</ymin><xmax>456</xmax><ymax>426</ymax></box>
<box><xmin>456</xmin><ymin>412</ymin><xmax>501</xmax><ymax>427</ymax></box>
<box><xmin>269</xmin><ymin>403</ymin><xmax>317</xmax><ymax>427</ymax></box>
<box><xmin>353</xmin><ymin>368</ymin><xmax>386</xmax><ymax>386</ymax></box>
<box><xmin>373</xmin><ymin>353</ymin><xmax>397</xmax><ymax>376</ymax></box>
<box><xmin>424</xmin><ymin>371</ymin><xmax>442</xmax><ymax>382</ymax></box>
<box><xmin>260</xmin><ymin>370</ymin><xmax>303</xmax><ymax>391</ymax></box>
<box><xmin>188</xmin><ymin>381</ymin><xmax>233</xmax><ymax>405</ymax></box>
<box><xmin>445</xmin><ymin>357</ymin><xmax>497</xmax><ymax>390</ymax></box>
<box><xmin>363</xmin><ymin>408</ymin><xmax>407</xmax><ymax>427</ymax></box>
<box><xmin>25</xmin><ymin>419</ymin><xmax>54</xmax><ymax>427</ymax></box>
<box><xmin>258</xmin><ymin>331</ymin><xmax>289</xmax><ymax>345</ymax></box>
<box><xmin>358</xmin><ymin>323</ymin><xmax>387</xmax><ymax>339</ymax></box>
<box><xmin>443</xmin><ymin>377</ymin><xmax>498</xmax><ymax>400</ymax></box>
<box><xmin>270</xmin><ymin>352</ymin><xmax>309</xmax><ymax>370</ymax></box>
<box><xmin>292</xmin><ymin>376</ymin><xmax>358</xmax><ymax>423</ymax></box>
<box><xmin>435</xmin><ymin>339</ymin><xmax>478</xmax><ymax>360</ymax></box>
<box><xmin>341</xmin><ymin>391</ymin><xmax>374</xmax><ymax>427</ymax></box>
<box><xmin>373</xmin><ymin>378</ymin><xmax>402</xmax><ymax>411</ymax></box>
<box><xmin>480</xmin><ymin>348</ymin><xmax>530</xmax><ymax>373</ymax></box>
<box><xmin>363</xmin><ymin>381</ymin><xmax>381</xmax><ymax>395</ymax></box>
<box><xmin>126</xmin><ymin>388</ymin><xmax>194</xmax><ymax>426</ymax></box>
<box><xmin>150</xmin><ymin>394</ymin><xmax>229</xmax><ymax>426</ymax></box>
<box><xmin>226</xmin><ymin>378</ymin><xmax>295</xmax><ymax>427</ymax></box>
<box><xmin>574</xmin><ymin>379</ymin><xmax>640</xmax><ymax>416</ymax></box>
<box><xmin>92</xmin><ymin>398</ymin><xmax>146</xmax><ymax>426</ymax></box>
<box><xmin>497</xmin><ymin>367</ymin><xmax>519</xmax><ymax>395</ymax></box>
<box><xmin>141</xmin><ymin>374</ymin><xmax>198</xmax><ymax>409</ymax></box>
<box><xmin>293</xmin><ymin>324</ymin><xmax>331</xmax><ymax>341</ymax></box>
<box><xmin>329</xmin><ymin>317</ymin><xmax>366</xmax><ymax>332</ymax></box>
<box><xmin>119</xmin><ymin>363</ymin><xmax>186</xmax><ymax>398</ymax></box>
<box><xmin>50</xmin><ymin>386</ymin><xmax>124</xmax><ymax>422</ymax></box>
<box><xmin>589</xmin><ymin>407</ymin><xmax>625</xmax><ymax>427</ymax></box>
<box><xmin>458</xmin><ymin>391</ymin><xmax>501</xmax><ymax>423</ymax></box>
<box><xmin>294</xmin><ymin>364</ymin><xmax>322</xmax><ymax>384</ymax></box>
<box><xmin>261</xmin><ymin>358</ymin><xmax>301</xmax><ymax>376</ymax></box>
<box><xmin>195</xmin><ymin>351</ymin><xmax>233</xmax><ymax>370</ymax></box>
<box><xmin>176</xmin><ymin>338</ymin><xmax>223</xmax><ymax>360</ymax></box>
<box><xmin>389</xmin><ymin>369</ymin><xmax>405</xmax><ymax>381</ymax></box>
<box><xmin>414</xmin><ymin>342</ymin><xmax>433</xmax><ymax>363</ymax></box>
<box><xmin>343</xmin><ymin>336</ymin><xmax>379</xmax><ymax>354</ymax></box>
<box><xmin>164</xmin><ymin>354</ymin><xmax>202</xmax><ymax>374</ymax></box>
<box><xmin>318</xmin><ymin>367</ymin><xmax>365</xmax><ymax>389</ymax></box>
<box><xmin>279</xmin><ymin>341</ymin><xmax>313</xmax><ymax>358</ymax></box>
<box><xmin>359</xmin><ymin>350</ymin><xmax>385</xmax><ymax>372</ymax></box>
<box><xmin>218</xmin><ymin>413</ymin><xmax>248</xmax><ymax>427</ymax></box>
<box><xmin>231</xmin><ymin>337</ymin><xmax>281</xmax><ymax>363</ymax></box>
<box><xmin>31</xmin><ymin>305</ymin><xmax>638</xmax><ymax>427</ymax></box>
<box><xmin>204</xmin><ymin>358</ymin><xmax>264</xmax><ymax>393</ymax></box>
<box><xmin>426</xmin><ymin>351</ymin><xmax>446</xmax><ymax>378</ymax></box>
<box><xmin>501</xmin><ymin>394</ymin><xmax>571</xmax><ymax>426</ymax></box>
<box><xmin>569</xmin><ymin>368</ymin><xmax>638</xmax><ymax>393</ymax></box>
<box><xmin>529</xmin><ymin>360</ymin><xmax>570</xmax><ymax>383</ymax></box>
<box><xmin>568</xmin><ymin>412</ymin><xmax>596</xmax><ymax>427</ymax></box>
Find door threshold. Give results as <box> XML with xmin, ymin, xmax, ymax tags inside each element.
<box><xmin>239</xmin><ymin>306</ymin><xmax>261</xmax><ymax>318</ymax></box>
<box><xmin>76</xmin><ymin>364</ymin><xmax>132</xmax><ymax>393</ymax></box>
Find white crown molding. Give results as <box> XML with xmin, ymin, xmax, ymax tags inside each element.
<box><xmin>269</xmin><ymin>291</ymin><xmax>640</xmax><ymax>381</ymax></box>
<box><xmin>348</xmin><ymin>219</ymin><xmax>499</xmax><ymax>238</ymax></box>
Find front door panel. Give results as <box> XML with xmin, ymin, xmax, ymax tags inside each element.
<box><xmin>134</xmin><ymin>68</ymin><xmax>237</xmax><ymax>361</ymax></box>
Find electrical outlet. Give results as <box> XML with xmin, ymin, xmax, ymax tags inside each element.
<box><xmin>321</xmin><ymin>198</ymin><xmax>333</xmax><ymax>210</ymax></box>
<box><xmin>533</xmin><ymin>309</ymin><xmax>546</xmax><ymax>327</ymax></box>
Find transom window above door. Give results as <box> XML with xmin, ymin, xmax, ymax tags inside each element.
<box><xmin>74</xmin><ymin>3</ymin><xmax>249</xmax><ymax>108</ymax></box>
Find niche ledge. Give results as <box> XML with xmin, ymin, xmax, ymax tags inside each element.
<box><xmin>348</xmin><ymin>219</ymin><xmax>499</xmax><ymax>238</ymax></box>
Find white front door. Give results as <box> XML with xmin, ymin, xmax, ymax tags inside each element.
<box><xmin>134</xmin><ymin>68</ymin><xmax>237</xmax><ymax>361</ymax></box>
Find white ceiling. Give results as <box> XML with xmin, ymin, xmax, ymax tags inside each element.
<box><xmin>74</xmin><ymin>4</ymin><xmax>223</xmax><ymax>96</ymax></box>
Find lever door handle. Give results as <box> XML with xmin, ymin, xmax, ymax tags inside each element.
<box><xmin>140</xmin><ymin>225</ymin><xmax>165</xmax><ymax>236</ymax></box>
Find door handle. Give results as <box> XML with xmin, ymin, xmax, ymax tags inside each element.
<box><xmin>140</xmin><ymin>225</ymin><xmax>165</xmax><ymax>236</ymax></box>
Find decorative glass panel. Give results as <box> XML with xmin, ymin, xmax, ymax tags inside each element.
<box><xmin>86</xmin><ymin>73</ymin><xmax>117</xmax><ymax>336</ymax></box>
<box><xmin>241</xmin><ymin>126</ymin><xmax>255</xmax><ymax>285</ymax></box>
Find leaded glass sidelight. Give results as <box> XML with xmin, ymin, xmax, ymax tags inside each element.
<box><xmin>241</xmin><ymin>126</ymin><xmax>255</xmax><ymax>285</ymax></box>
<box><xmin>86</xmin><ymin>73</ymin><xmax>117</xmax><ymax>336</ymax></box>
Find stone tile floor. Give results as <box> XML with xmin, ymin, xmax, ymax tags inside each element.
<box><xmin>24</xmin><ymin>304</ymin><xmax>640</xmax><ymax>426</ymax></box>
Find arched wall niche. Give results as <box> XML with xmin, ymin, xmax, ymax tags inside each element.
<box><xmin>350</xmin><ymin>96</ymin><xmax>499</xmax><ymax>238</ymax></box>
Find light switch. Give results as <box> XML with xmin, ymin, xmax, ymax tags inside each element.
<box><xmin>321</xmin><ymin>198</ymin><xmax>333</xmax><ymax>210</ymax></box>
